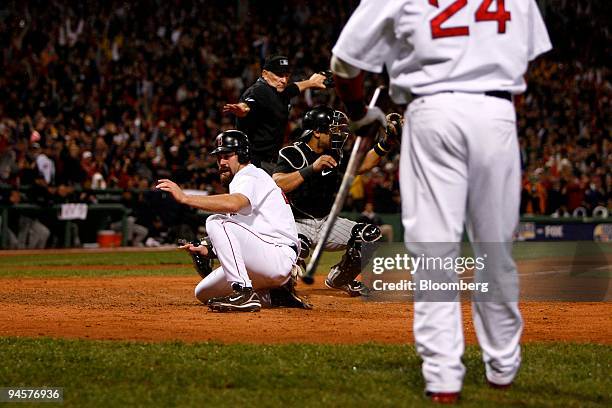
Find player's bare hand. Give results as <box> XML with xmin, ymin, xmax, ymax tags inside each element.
<box><xmin>313</xmin><ymin>155</ymin><xmax>337</xmax><ymax>172</ymax></box>
<box><xmin>308</xmin><ymin>72</ymin><xmax>327</xmax><ymax>89</ymax></box>
<box><xmin>156</xmin><ymin>179</ymin><xmax>187</xmax><ymax>204</ymax></box>
<box><xmin>222</xmin><ymin>102</ymin><xmax>250</xmax><ymax>117</ymax></box>
<box><xmin>179</xmin><ymin>242</ymin><xmax>209</xmax><ymax>256</ymax></box>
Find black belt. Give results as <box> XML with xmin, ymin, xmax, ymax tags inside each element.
<box><xmin>413</xmin><ymin>91</ymin><xmax>512</xmax><ymax>102</ymax></box>
<box><xmin>290</xmin><ymin>244</ymin><xmax>298</xmax><ymax>256</ymax></box>
<box><xmin>484</xmin><ymin>90</ymin><xmax>512</xmax><ymax>101</ymax></box>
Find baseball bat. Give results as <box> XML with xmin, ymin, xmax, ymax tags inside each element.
<box><xmin>301</xmin><ymin>85</ymin><xmax>385</xmax><ymax>284</ymax></box>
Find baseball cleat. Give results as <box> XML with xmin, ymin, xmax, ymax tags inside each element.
<box><xmin>269</xmin><ymin>279</ymin><xmax>313</xmax><ymax>309</ymax></box>
<box><xmin>348</xmin><ymin>280</ymin><xmax>371</xmax><ymax>297</ymax></box>
<box><xmin>425</xmin><ymin>391</ymin><xmax>460</xmax><ymax>404</ymax></box>
<box><xmin>487</xmin><ymin>379</ymin><xmax>512</xmax><ymax>390</ymax></box>
<box><xmin>324</xmin><ymin>278</ymin><xmax>370</xmax><ymax>297</ymax></box>
<box><xmin>208</xmin><ymin>284</ymin><xmax>261</xmax><ymax>312</ymax></box>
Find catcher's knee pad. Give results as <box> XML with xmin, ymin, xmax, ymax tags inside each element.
<box><xmin>297</xmin><ymin>233</ymin><xmax>312</xmax><ymax>266</ymax></box>
<box><xmin>350</xmin><ymin>223</ymin><xmax>382</xmax><ymax>246</ymax></box>
<box><xmin>184</xmin><ymin>237</ymin><xmax>216</xmax><ymax>279</ymax></box>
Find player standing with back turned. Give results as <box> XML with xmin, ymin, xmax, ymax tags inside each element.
<box><xmin>330</xmin><ymin>0</ymin><xmax>551</xmax><ymax>403</ymax></box>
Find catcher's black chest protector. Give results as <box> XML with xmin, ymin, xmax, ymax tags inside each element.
<box><xmin>276</xmin><ymin>142</ymin><xmax>347</xmax><ymax>219</ymax></box>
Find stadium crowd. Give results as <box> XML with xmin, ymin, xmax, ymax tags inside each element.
<box><xmin>0</xmin><ymin>0</ymin><xmax>609</xmax><ymax>247</ymax></box>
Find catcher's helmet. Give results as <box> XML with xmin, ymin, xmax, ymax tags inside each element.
<box><xmin>302</xmin><ymin>105</ymin><xmax>334</xmax><ymax>133</ymax></box>
<box><xmin>301</xmin><ymin>106</ymin><xmax>349</xmax><ymax>152</ymax></box>
<box><xmin>211</xmin><ymin>130</ymin><xmax>251</xmax><ymax>164</ymax></box>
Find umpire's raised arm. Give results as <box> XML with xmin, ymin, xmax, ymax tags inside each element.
<box><xmin>222</xmin><ymin>55</ymin><xmax>331</xmax><ymax>174</ymax></box>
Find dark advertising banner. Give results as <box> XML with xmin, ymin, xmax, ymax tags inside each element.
<box><xmin>516</xmin><ymin>222</ymin><xmax>612</xmax><ymax>241</ymax></box>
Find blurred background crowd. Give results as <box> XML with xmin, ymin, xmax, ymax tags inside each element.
<box><xmin>0</xmin><ymin>0</ymin><xmax>609</xmax><ymax>247</ymax></box>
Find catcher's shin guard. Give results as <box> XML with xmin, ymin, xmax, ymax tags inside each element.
<box><xmin>182</xmin><ymin>237</ymin><xmax>216</xmax><ymax>279</ymax></box>
<box><xmin>296</xmin><ymin>233</ymin><xmax>312</xmax><ymax>277</ymax></box>
<box><xmin>326</xmin><ymin>223</ymin><xmax>381</xmax><ymax>291</ymax></box>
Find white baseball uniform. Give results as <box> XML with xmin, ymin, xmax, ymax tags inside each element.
<box><xmin>333</xmin><ymin>0</ymin><xmax>551</xmax><ymax>393</ymax></box>
<box><xmin>195</xmin><ymin>164</ymin><xmax>299</xmax><ymax>303</ymax></box>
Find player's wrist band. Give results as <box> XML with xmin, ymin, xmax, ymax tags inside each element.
<box><xmin>299</xmin><ymin>165</ymin><xmax>315</xmax><ymax>179</ymax></box>
<box><xmin>374</xmin><ymin>141</ymin><xmax>391</xmax><ymax>157</ymax></box>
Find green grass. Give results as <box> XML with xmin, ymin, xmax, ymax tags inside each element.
<box><xmin>0</xmin><ymin>250</ymin><xmax>343</xmax><ymax>278</ymax></box>
<box><xmin>1</xmin><ymin>248</ymin><xmax>610</xmax><ymax>406</ymax></box>
<box><xmin>0</xmin><ymin>251</ymin><xmax>187</xmax><ymax>267</ymax></box>
<box><xmin>0</xmin><ymin>338</ymin><xmax>609</xmax><ymax>407</ymax></box>
<box><xmin>0</xmin><ymin>251</ymin><xmax>190</xmax><ymax>277</ymax></box>
<box><xmin>2</xmin><ymin>242</ymin><xmax>610</xmax><ymax>278</ymax></box>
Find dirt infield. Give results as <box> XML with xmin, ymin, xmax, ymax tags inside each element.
<box><xmin>1</xmin><ymin>274</ymin><xmax>610</xmax><ymax>344</ymax></box>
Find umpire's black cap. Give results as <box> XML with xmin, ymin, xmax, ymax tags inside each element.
<box><xmin>263</xmin><ymin>55</ymin><xmax>291</xmax><ymax>75</ymax></box>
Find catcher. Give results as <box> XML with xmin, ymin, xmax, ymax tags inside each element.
<box><xmin>272</xmin><ymin>106</ymin><xmax>402</xmax><ymax>296</ymax></box>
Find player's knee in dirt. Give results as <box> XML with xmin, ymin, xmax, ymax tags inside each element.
<box><xmin>194</xmin><ymin>286</ymin><xmax>208</xmax><ymax>304</ymax></box>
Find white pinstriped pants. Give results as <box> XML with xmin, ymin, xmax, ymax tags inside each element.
<box><xmin>295</xmin><ymin>216</ymin><xmax>356</xmax><ymax>251</ymax></box>
<box><xmin>401</xmin><ymin>93</ymin><xmax>523</xmax><ymax>393</ymax></box>
<box><xmin>194</xmin><ymin>214</ymin><xmax>296</xmax><ymax>303</ymax></box>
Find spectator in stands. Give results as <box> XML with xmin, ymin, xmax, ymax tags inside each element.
<box><xmin>585</xmin><ymin>175</ymin><xmax>607</xmax><ymax>213</ymax></box>
<box><xmin>6</xmin><ymin>190</ymin><xmax>50</xmax><ymax>249</ymax></box>
<box><xmin>547</xmin><ymin>177</ymin><xmax>569</xmax><ymax>217</ymax></box>
<box><xmin>145</xmin><ymin>215</ymin><xmax>170</xmax><ymax>247</ymax></box>
<box><xmin>32</xmin><ymin>142</ymin><xmax>55</xmax><ymax>185</ymax></box>
<box><xmin>110</xmin><ymin>190</ymin><xmax>148</xmax><ymax>247</ymax></box>
<box><xmin>0</xmin><ymin>0</ymin><xmax>608</xmax><ymax>245</ymax></box>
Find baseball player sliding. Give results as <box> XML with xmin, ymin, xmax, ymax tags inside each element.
<box><xmin>156</xmin><ymin>130</ymin><xmax>310</xmax><ymax>312</ymax></box>
<box><xmin>330</xmin><ymin>0</ymin><xmax>551</xmax><ymax>403</ymax></box>
<box><xmin>273</xmin><ymin>106</ymin><xmax>401</xmax><ymax>296</ymax></box>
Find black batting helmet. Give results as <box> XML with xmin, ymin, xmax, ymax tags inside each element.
<box><xmin>211</xmin><ymin>130</ymin><xmax>251</xmax><ymax>164</ymax></box>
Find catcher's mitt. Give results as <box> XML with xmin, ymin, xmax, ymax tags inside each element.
<box><xmin>385</xmin><ymin>113</ymin><xmax>403</xmax><ymax>141</ymax></box>
<box><xmin>374</xmin><ymin>112</ymin><xmax>403</xmax><ymax>155</ymax></box>
<box><xmin>178</xmin><ymin>237</ymin><xmax>216</xmax><ymax>279</ymax></box>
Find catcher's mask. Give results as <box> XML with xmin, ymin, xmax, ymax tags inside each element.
<box><xmin>301</xmin><ymin>106</ymin><xmax>349</xmax><ymax>156</ymax></box>
<box><xmin>330</xmin><ymin>109</ymin><xmax>349</xmax><ymax>154</ymax></box>
<box><xmin>211</xmin><ymin>130</ymin><xmax>251</xmax><ymax>164</ymax></box>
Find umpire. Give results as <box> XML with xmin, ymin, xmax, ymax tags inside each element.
<box><xmin>223</xmin><ymin>55</ymin><xmax>330</xmax><ymax>174</ymax></box>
